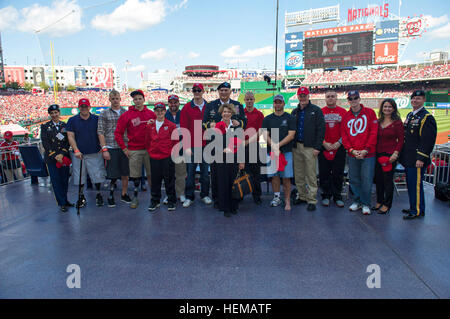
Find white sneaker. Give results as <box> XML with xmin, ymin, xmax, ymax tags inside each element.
<box><xmin>349</xmin><ymin>202</ymin><xmax>362</xmax><ymax>211</ymax></box>
<box><xmin>183</xmin><ymin>199</ymin><xmax>192</xmax><ymax>208</ymax></box>
<box><xmin>179</xmin><ymin>195</ymin><xmax>186</xmax><ymax>203</ymax></box>
<box><xmin>270</xmin><ymin>196</ymin><xmax>282</xmax><ymax>207</ymax></box>
<box><xmin>162</xmin><ymin>196</ymin><xmax>168</xmax><ymax>205</ymax></box>
<box><xmin>201</xmin><ymin>196</ymin><xmax>212</xmax><ymax>205</ymax></box>
<box><xmin>362</xmin><ymin>206</ymin><xmax>371</xmax><ymax>215</ymax></box>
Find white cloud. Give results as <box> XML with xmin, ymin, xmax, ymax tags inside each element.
<box><xmin>91</xmin><ymin>0</ymin><xmax>166</xmax><ymax>35</ymax></box>
<box><xmin>188</xmin><ymin>52</ymin><xmax>199</xmax><ymax>59</ymax></box>
<box><xmin>0</xmin><ymin>6</ymin><xmax>19</xmax><ymax>31</ymax></box>
<box><xmin>172</xmin><ymin>0</ymin><xmax>188</xmax><ymax>11</ymax></box>
<box><xmin>423</xmin><ymin>14</ymin><xmax>448</xmax><ymax>29</ymax></box>
<box><xmin>221</xmin><ymin>45</ymin><xmax>274</xmax><ymax>59</ymax></box>
<box><xmin>122</xmin><ymin>65</ymin><xmax>146</xmax><ymax>72</ymax></box>
<box><xmin>141</xmin><ymin>48</ymin><xmax>171</xmax><ymax>60</ymax></box>
<box><xmin>18</xmin><ymin>0</ymin><xmax>83</xmax><ymax>37</ymax></box>
<box><xmin>428</xmin><ymin>22</ymin><xmax>450</xmax><ymax>39</ymax></box>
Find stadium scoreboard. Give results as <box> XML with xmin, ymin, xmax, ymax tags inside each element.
<box><xmin>304</xmin><ymin>31</ymin><xmax>373</xmax><ymax>69</ymax></box>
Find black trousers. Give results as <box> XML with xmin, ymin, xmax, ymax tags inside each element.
<box><xmin>318</xmin><ymin>146</ymin><xmax>346</xmax><ymax>201</ymax></box>
<box><xmin>217</xmin><ymin>162</ymin><xmax>239</xmax><ymax>213</ymax></box>
<box><xmin>150</xmin><ymin>157</ymin><xmax>176</xmax><ymax>204</ymax></box>
<box><xmin>211</xmin><ymin>162</ymin><xmax>218</xmax><ymax>202</ymax></box>
<box><xmin>244</xmin><ymin>143</ymin><xmax>262</xmax><ymax>198</ymax></box>
<box><xmin>374</xmin><ymin>154</ymin><xmax>396</xmax><ymax>208</ymax></box>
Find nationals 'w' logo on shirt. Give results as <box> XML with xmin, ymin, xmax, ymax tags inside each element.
<box><xmin>131</xmin><ymin>117</ymin><xmax>146</xmax><ymax>127</ymax></box>
<box><xmin>347</xmin><ymin>115</ymin><xmax>367</xmax><ymax>137</ymax></box>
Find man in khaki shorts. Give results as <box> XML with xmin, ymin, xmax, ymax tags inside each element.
<box><xmin>115</xmin><ymin>90</ymin><xmax>156</xmax><ymax>208</ymax></box>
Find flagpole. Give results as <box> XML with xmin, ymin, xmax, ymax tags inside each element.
<box><xmin>50</xmin><ymin>41</ymin><xmax>58</xmax><ymax>104</ymax></box>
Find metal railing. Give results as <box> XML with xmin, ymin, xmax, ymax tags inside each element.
<box><xmin>0</xmin><ymin>141</ymin><xmax>45</xmax><ymax>186</ymax></box>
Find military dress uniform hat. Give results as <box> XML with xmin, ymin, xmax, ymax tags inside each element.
<box><xmin>217</xmin><ymin>82</ymin><xmax>231</xmax><ymax>90</ymax></box>
<box><xmin>48</xmin><ymin>104</ymin><xmax>60</xmax><ymax>113</ymax></box>
<box><xmin>411</xmin><ymin>90</ymin><xmax>426</xmax><ymax>98</ymax></box>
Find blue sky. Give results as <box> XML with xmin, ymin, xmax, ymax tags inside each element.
<box><xmin>1</xmin><ymin>0</ymin><xmax>449</xmax><ymax>87</ymax></box>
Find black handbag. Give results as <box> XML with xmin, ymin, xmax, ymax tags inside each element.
<box><xmin>232</xmin><ymin>170</ymin><xmax>253</xmax><ymax>200</ymax></box>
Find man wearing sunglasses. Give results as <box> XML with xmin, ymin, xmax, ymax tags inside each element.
<box><xmin>341</xmin><ymin>91</ymin><xmax>378</xmax><ymax>215</ymax></box>
<box><xmin>203</xmin><ymin>82</ymin><xmax>247</xmax><ymax>208</ymax></box>
<box><xmin>180</xmin><ymin>83</ymin><xmax>212</xmax><ymax>208</ymax></box>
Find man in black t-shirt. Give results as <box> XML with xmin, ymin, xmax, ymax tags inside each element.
<box><xmin>261</xmin><ymin>95</ymin><xmax>296</xmax><ymax>211</ymax></box>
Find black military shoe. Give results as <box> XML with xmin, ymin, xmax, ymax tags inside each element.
<box><xmin>403</xmin><ymin>213</ymin><xmax>424</xmax><ymax>220</ymax></box>
<box><xmin>66</xmin><ymin>202</ymin><xmax>75</xmax><ymax>207</ymax></box>
<box><xmin>402</xmin><ymin>208</ymin><xmax>411</xmax><ymax>214</ymax></box>
<box><xmin>60</xmin><ymin>205</ymin><xmax>68</xmax><ymax>213</ymax></box>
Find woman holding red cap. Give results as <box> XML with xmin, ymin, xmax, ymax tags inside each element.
<box><xmin>373</xmin><ymin>99</ymin><xmax>404</xmax><ymax>214</ymax></box>
<box><xmin>214</xmin><ymin>103</ymin><xmax>245</xmax><ymax>217</ymax></box>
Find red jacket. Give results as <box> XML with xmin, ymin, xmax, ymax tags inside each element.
<box><xmin>180</xmin><ymin>100</ymin><xmax>206</xmax><ymax>150</ymax></box>
<box><xmin>114</xmin><ymin>106</ymin><xmax>156</xmax><ymax>151</ymax></box>
<box><xmin>215</xmin><ymin>121</ymin><xmax>243</xmax><ymax>153</ymax></box>
<box><xmin>145</xmin><ymin>119</ymin><xmax>178</xmax><ymax>160</ymax></box>
<box><xmin>341</xmin><ymin>105</ymin><xmax>378</xmax><ymax>158</ymax></box>
<box><xmin>0</xmin><ymin>140</ymin><xmax>20</xmax><ymax>161</ymax></box>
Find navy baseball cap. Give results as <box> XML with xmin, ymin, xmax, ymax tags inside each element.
<box><xmin>273</xmin><ymin>94</ymin><xmax>285</xmax><ymax>102</ymax></box>
<box><xmin>48</xmin><ymin>104</ymin><xmax>60</xmax><ymax>113</ymax></box>
<box><xmin>217</xmin><ymin>82</ymin><xmax>231</xmax><ymax>90</ymax></box>
<box><xmin>411</xmin><ymin>90</ymin><xmax>426</xmax><ymax>98</ymax></box>
<box><xmin>347</xmin><ymin>90</ymin><xmax>360</xmax><ymax>99</ymax></box>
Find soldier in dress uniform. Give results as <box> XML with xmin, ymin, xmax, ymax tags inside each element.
<box><xmin>399</xmin><ymin>90</ymin><xmax>437</xmax><ymax>220</ymax></box>
<box><xmin>41</xmin><ymin>104</ymin><xmax>73</xmax><ymax>212</ymax></box>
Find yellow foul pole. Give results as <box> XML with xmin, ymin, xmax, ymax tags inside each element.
<box><xmin>50</xmin><ymin>41</ymin><xmax>58</xmax><ymax>104</ymax></box>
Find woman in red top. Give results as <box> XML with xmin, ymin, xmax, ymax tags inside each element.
<box><xmin>373</xmin><ymin>99</ymin><xmax>404</xmax><ymax>214</ymax></box>
<box><xmin>215</xmin><ymin>104</ymin><xmax>245</xmax><ymax>217</ymax></box>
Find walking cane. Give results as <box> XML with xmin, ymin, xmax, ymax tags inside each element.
<box><xmin>77</xmin><ymin>157</ymin><xmax>83</xmax><ymax>216</ymax></box>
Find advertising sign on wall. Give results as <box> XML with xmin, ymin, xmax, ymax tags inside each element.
<box><xmin>375</xmin><ymin>20</ymin><xmax>399</xmax><ymax>43</ymax></box>
<box><xmin>285</xmin><ymin>32</ymin><xmax>304</xmax><ymax>52</ymax></box>
<box><xmin>32</xmin><ymin>67</ymin><xmax>45</xmax><ymax>86</ymax></box>
<box><xmin>91</xmin><ymin>67</ymin><xmax>114</xmax><ymax>88</ymax></box>
<box><xmin>4</xmin><ymin>67</ymin><xmax>25</xmax><ymax>85</ymax></box>
<box><xmin>374</xmin><ymin>42</ymin><xmax>399</xmax><ymax>64</ymax></box>
<box><xmin>74</xmin><ymin>67</ymin><xmax>87</xmax><ymax>87</ymax></box>
<box><xmin>285</xmin><ymin>51</ymin><xmax>304</xmax><ymax>70</ymax></box>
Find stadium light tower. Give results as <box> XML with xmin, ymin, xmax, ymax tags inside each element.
<box><xmin>0</xmin><ymin>32</ymin><xmax>5</xmax><ymax>85</ymax></box>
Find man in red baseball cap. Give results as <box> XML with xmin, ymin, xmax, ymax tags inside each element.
<box><xmin>66</xmin><ymin>97</ymin><xmax>106</xmax><ymax>208</ymax></box>
<box><xmin>291</xmin><ymin>87</ymin><xmax>325</xmax><ymax>211</ymax></box>
<box><xmin>1</xmin><ymin>131</ymin><xmax>24</xmax><ymax>183</ymax></box>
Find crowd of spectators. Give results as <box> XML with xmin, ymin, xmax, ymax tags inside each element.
<box><xmin>302</xmin><ymin>64</ymin><xmax>450</xmax><ymax>85</ymax></box>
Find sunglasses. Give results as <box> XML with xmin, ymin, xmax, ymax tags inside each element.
<box><xmin>192</xmin><ymin>89</ymin><xmax>202</xmax><ymax>93</ymax></box>
<box><xmin>347</xmin><ymin>97</ymin><xmax>359</xmax><ymax>101</ymax></box>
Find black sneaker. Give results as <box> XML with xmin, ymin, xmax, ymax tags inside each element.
<box><xmin>96</xmin><ymin>194</ymin><xmax>104</xmax><ymax>207</ymax></box>
<box><xmin>76</xmin><ymin>195</ymin><xmax>87</xmax><ymax>209</ymax></box>
<box><xmin>307</xmin><ymin>203</ymin><xmax>316</xmax><ymax>211</ymax></box>
<box><xmin>148</xmin><ymin>201</ymin><xmax>160</xmax><ymax>212</ymax></box>
<box><xmin>60</xmin><ymin>205</ymin><xmax>68</xmax><ymax>213</ymax></box>
<box><xmin>107</xmin><ymin>196</ymin><xmax>115</xmax><ymax>208</ymax></box>
<box><xmin>121</xmin><ymin>193</ymin><xmax>132</xmax><ymax>204</ymax></box>
<box><xmin>167</xmin><ymin>202</ymin><xmax>176</xmax><ymax>211</ymax></box>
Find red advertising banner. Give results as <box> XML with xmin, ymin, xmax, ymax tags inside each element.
<box><xmin>304</xmin><ymin>23</ymin><xmax>374</xmax><ymax>38</ymax></box>
<box><xmin>4</xmin><ymin>67</ymin><xmax>25</xmax><ymax>85</ymax></box>
<box><xmin>374</xmin><ymin>42</ymin><xmax>398</xmax><ymax>64</ymax></box>
<box><xmin>91</xmin><ymin>67</ymin><xmax>114</xmax><ymax>88</ymax></box>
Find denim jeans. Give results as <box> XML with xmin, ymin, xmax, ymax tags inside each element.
<box><xmin>347</xmin><ymin>156</ymin><xmax>375</xmax><ymax>207</ymax></box>
<box><xmin>185</xmin><ymin>148</ymin><xmax>210</xmax><ymax>200</ymax></box>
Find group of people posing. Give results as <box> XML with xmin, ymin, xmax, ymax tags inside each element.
<box><xmin>40</xmin><ymin>82</ymin><xmax>437</xmax><ymax>219</ymax></box>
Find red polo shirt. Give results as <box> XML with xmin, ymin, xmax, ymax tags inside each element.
<box><xmin>244</xmin><ymin>107</ymin><xmax>264</xmax><ymax>141</ymax></box>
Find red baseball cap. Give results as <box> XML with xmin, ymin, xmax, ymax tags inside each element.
<box><xmin>323</xmin><ymin>150</ymin><xmax>337</xmax><ymax>161</ymax></box>
<box><xmin>378</xmin><ymin>156</ymin><xmax>393</xmax><ymax>172</ymax></box>
<box><xmin>297</xmin><ymin>87</ymin><xmax>310</xmax><ymax>96</ymax></box>
<box><xmin>193</xmin><ymin>83</ymin><xmax>204</xmax><ymax>91</ymax></box>
<box><xmin>270</xmin><ymin>152</ymin><xmax>288</xmax><ymax>172</ymax></box>
<box><xmin>130</xmin><ymin>89</ymin><xmax>145</xmax><ymax>98</ymax></box>
<box><xmin>168</xmin><ymin>94</ymin><xmax>179</xmax><ymax>101</ymax></box>
<box><xmin>4</xmin><ymin>131</ymin><xmax>13</xmax><ymax>139</ymax></box>
<box><xmin>154</xmin><ymin>102</ymin><xmax>166</xmax><ymax>110</ymax></box>
<box><xmin>78</xmin><ymin>98</ymin><xmax>91</xmax><ymax>107</ymax></box>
